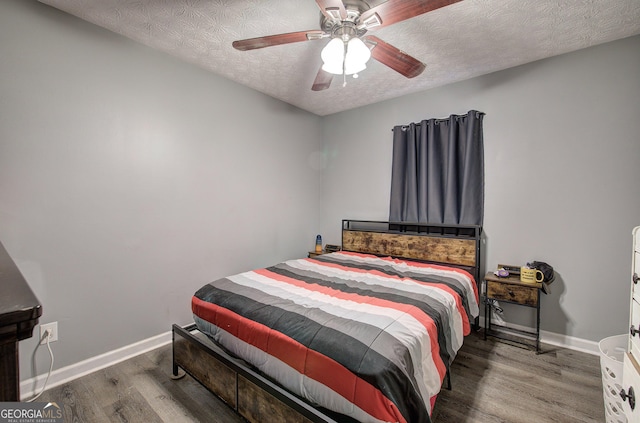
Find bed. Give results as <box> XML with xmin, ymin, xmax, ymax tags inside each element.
<box><xmin>173</xmin><ymin>220</ymin><xmax>482</xmax><ymax>423</ymax></box>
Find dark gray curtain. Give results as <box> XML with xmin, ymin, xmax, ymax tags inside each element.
<box><xmin>389</xmin><ymin>110</ymin><xmax>484</xmax><ymax>225</ymax></box>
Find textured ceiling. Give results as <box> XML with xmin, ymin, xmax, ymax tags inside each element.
<box><xmin>38</xmin><ymin>0</ymin><xmax>640</xmax><ymax>116</ymax></box>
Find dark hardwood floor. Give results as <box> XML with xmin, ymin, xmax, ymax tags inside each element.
<box><xmin>431</xmin><ymin>333</ymin><xmax>605</xmax><ymax>422</ymax></box>
<box><xmin>37</xmin><ymin>331</ymin><xmax>605</xmax><ymax>422</ymax></box>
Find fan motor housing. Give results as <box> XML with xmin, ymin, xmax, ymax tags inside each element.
<box><xmin>319</xmin><ymin>0</ymin><xmax>372</xmax><ymax>35</ymax></box>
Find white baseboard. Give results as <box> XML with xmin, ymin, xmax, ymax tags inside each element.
<box><xmin>539</xmin><ymin>329</ymin><xmax>600</xmax><ymax>355</ymax></box>
<box><xmin>19</xmin><ymin>321</ymin><xmax>602</xmax><ymax>400</ymax></box>
<box><xmin>20</xmin><ymin>330</ymin><xmax>172</xmax><ymax>401</ymax></box>
<box><xmin>479</xmin><ymin>317</ymin><xmax>600</xmax><ymax>356</ymax></box>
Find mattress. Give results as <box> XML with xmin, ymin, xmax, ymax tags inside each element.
<box><xmin>192</xmin><ymin>251</ymin><xmax>479</xmax><ymax>423</ymax></box>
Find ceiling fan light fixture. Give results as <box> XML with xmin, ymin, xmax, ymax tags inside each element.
<box><xmin>344</xmin><ymin>37</ymin><xmax>370</xmax><ymax>73</ymax></box>
<box><xmin>321</xmin><ymin>61</ymin><xmax>345</xmax><ymax>75</ymax></box>
<box><xmin>321</xmin><ymin>36</ymin><xmax>371</xmax><ymax>76</ymax></box>
<box><xmin>345</xmin><ymin>62</ymin><xmax>367</xmax><ymax>75</ymax></box>
<box><xmin>320</xmin><ymin>38</ymin><xmax>345</xmax><ymax>74</ymax></box>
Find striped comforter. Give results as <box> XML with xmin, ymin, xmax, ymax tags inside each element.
<box><xmin>192</xmin><ymin>251</ymin><xmax>479</xmax><ymax>423</ymax></box>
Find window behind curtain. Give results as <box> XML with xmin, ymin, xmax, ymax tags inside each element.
<box><xmin>389</xmin><ymin>110</ymin><xmax>485</xmax><ymax>225</ymax></box>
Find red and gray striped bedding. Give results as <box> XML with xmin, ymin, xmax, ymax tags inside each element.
<box><xmin>192</xmin><ymin>251</ymin><xmax>479</xmax><ymax>423</ymax></box>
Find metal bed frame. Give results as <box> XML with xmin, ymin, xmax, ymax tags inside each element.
<box><xmin>172</xmin><ymin>220</ymin><xmax>482</xmax><ymax>423</ymax></box>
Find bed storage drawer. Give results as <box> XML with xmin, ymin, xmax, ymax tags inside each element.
<box><xmin>238</xmin><ymin>375</ymin><xmax>315</xmax><ymax>423</ymax></box>
<box><xmin>486</xmin><ymin>281</ymin><xmax>538</xmax><ymax>306</ymax></box>
<box><xmin>173</xmin><ymin>325</ymin><xmax>338</xmax><ymax>423</ymax></box>
<box><xmin>173</xmin><ymin>328</ymin><xmax>238</xmax><ymax>408</ymax></box>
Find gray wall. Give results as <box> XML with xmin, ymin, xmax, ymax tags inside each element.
<box><xmin>320</xmin><ymin>35</ymin><xmax>640</xmax><ymax>342</ymax></box>
<box><xmin>0</xmin><ymin>1</ymin><xmax>322</xmax><ymax>379</ymax></box>
<box><xmin>3</xmin><ymin>0</ymin><xmax>639</xmax><ymax>384</ymax></box>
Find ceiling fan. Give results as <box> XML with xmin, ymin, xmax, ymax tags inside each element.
<box><xmin>232</xmin><ymin>0</ymin><xmax>463</xmax><ymax>91</ymax></box>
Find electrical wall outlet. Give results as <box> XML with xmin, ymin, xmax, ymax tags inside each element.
<box><xmin>40</xmin><ymin>322</ymin><xmax>58</xmax><ymax>344</ymax></box>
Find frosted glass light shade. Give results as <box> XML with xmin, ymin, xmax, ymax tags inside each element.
<box><xmin>344</xmin><ymin>37</ymin><xmax>370</xmax><ymax>74</ymax></box>
<box><xmin>321</xmin><ymin>38</ymin><xmax>345</xmax><ymax>74</ymax></box>
<box><xmin>321</xmin><ymin>37</ymin><xmax>371</xmax><ymax>76</ymax></box>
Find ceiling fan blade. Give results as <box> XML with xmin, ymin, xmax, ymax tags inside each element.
<box><xmin>315</xmin><ymin>0</ymin><xmax>347</xmax><ymax>20</ymax></box>
<box><xmin>232</xmin><ymin>30</ymin><xmax>325</xmax><ymax>51</ymax></box>
<box><xmin>360</xmin><ymin>0</ymin><xmax>462</xmax><ymax>30</ymax></box>
<box><xmin>312</xmin><ymin>67</ymin><xmax>333</xmax><ymax>91</ymax></box>
<box><xmin>364</xmin><ymin>35</ymin><xmax>426</xmax><ymax>78</ymax></box>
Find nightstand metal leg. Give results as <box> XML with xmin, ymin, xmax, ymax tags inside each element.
<box><xmin>483</xmin><ymin>279</ymin><xmax>488</xmax><ymax>340</ymax></box>
<box><xmin>484</xmin><ymin>297</ymin><xmax>492</xmax><ymax>340</ymax></box>
<box><xmin>536</xmin><ymin>299</ymin><xmax>541</xmax><ymax>353</ymax></box>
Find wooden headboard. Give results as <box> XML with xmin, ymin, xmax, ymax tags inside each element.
<box><xmin>341</xmin><ymin>220</ymin><xmax>482</xmax><ymax>282</ymax></box>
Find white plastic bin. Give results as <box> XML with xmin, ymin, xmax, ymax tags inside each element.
<box><xmin>599</xmin><ymin>334</ymin><xmax>628</xmax><ymax>423</ymax></box>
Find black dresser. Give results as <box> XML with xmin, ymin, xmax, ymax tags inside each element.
<box><xmin>0</xmin><ymin>241</ymin><xmax>42</xmax><ymax>401</ymax></box>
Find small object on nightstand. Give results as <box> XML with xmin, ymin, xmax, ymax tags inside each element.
<box><xmin>494</xmin><ymin>268</ymin><xmax>509</xmax><ymax>278</ymax></box>
<box><xmin>310</xmin><ymin>244</ymin><xmax>340</xmax><ymax>258</ymax></box>
<box><xmin>315</xmin><ymin>235</ymin><xmax>322</xmax><ymax>253</ymax></box>
<box><xmin>520</xmin><ymin>266</ymin><xmax>544</xmax><ymax>283</ymax></box>
<box><xmin>325</xmin><ymin>244</ymin><xmax>341</xmax><ymax>253</ymax></box>
<box><xmin>497</xmin><ymin>264</ymin><xmax>521</xmax><ymax>276</ymax></box>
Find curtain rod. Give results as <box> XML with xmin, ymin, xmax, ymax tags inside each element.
<box><xmin>391</xmin><ymin>110</ymin><xmax>485</xmax><ymax>131</ymax></box>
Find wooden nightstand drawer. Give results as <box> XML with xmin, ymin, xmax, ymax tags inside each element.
<box><xmin>483</xmin><ymin>271</ymin><xmax>542</xmax><ymax>351</ymax></box>
<box><xmin>487</xmin><ymin>281</ymin><xmax>538</xmax><ymax>306</ymax></box>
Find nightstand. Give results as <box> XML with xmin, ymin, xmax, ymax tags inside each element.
<box><xmin>483</xmin><ymin>271</ymin><xmax>543</xmax><ymax>352</ymax></box>
<box><xmin>308</xmin><ymin>251</ymin><xmax>325</xmax><ymax>258</ymax></box>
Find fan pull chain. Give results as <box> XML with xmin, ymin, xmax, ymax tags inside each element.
<box><xmin>342</xmin><ymin>39</ymin><xmax>348</xmax><ymax>87</ymax></box>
